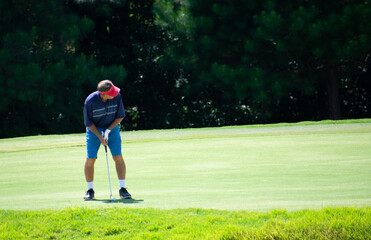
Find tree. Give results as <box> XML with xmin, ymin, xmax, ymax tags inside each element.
<box><xmin>154</xmin><ymin>0</ymin><xmax>371</xmax><ymax>122</ymax></box>
<box><xmin>71</xmin><ymin>0</ymin><xmax>183</xmax><ymax>130</ymax></box>
<box><xmin>0</xmin><ymin>0</ymin><xmax>126</xmax><ymax>138</ymax></box>
<box><xmin>282</xmin><ymin>1</ymin><xmax>371</xmax><ymax>119</ymax></box>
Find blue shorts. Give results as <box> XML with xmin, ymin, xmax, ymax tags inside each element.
<box><xmin>86</xmin><ymin>126</ymin><xmax>122</xmax><ymax>158</ymax></box>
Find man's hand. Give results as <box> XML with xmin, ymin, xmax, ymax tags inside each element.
<box><xmin>88</xmin><ymin>124</ymin><xmax>107</xmax><ymax>146</ymax></box>
<box><xmin>103</xmin><ymin>129</ymin><xmax>111</xmax><ymax>144</ymax></box>
<box><xmin>99</xmin><ymin>134</ymin><xmax>107</xmax><ymax>146</ymax></box>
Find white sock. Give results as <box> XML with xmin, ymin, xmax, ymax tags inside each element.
<box><xmin>119</xmin><ymin>179</ymin><xmax>126</xmax><ymax>189</ymax></box>
<box><xmin>87</xmin><ymin>181</ymin><xmax>94</xmax><ymax>190</ymax></box>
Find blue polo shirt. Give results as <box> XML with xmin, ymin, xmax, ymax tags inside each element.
<box><xmin>84</xmin><ymin>91</ymin><xmax>125</xmax><ymax>129</ymax></box>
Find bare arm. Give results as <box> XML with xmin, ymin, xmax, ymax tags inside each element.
<box><xmin>108</xmin><ymin>118</ymin><xmax>124</xmax><ymax>131</ymax></box>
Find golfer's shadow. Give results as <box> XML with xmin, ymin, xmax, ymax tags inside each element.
<box><xmin>94</xmin><ymin>198</ymin><xmax>144</xmax><ymax>204</ymax></box>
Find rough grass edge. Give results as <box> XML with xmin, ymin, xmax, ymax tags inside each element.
<box><xmin>0</xmin><ymin>206</ymin><xmax>370</xmax><ymax>240</ymax></box>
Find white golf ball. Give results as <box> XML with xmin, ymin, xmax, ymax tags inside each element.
<box><xmin>112</xmin><ymin>197</ymin><xmax>116</xmax><ymax>201</ymax></box>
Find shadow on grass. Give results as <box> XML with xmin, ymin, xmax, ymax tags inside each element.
<box><xmin>92</xmin><ymin>198</ymin><xmax>144</xmax><ymax>204</ymax></box>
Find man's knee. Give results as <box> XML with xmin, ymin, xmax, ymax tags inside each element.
<box><xmin>112</xmin><ymin>155</ymin><xmax>124</xmax><ymax>163</ymax></box>
<box><xmin>86</xmin><ymin>158</ymin><xmax>96</xmax><ymax>167</ymax></box>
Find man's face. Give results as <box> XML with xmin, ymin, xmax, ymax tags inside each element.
<box><xmin>100</xmin><ymin>94</ymin><xmax>114</xmax><ymax>102</ymax></box>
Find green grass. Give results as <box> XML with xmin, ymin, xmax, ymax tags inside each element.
<box><xmin>0</xmin><ymin>119</ymin><xmax>370</xmax><ymax>210</ymax></box>
<box><xmin>1</xmin><ymin>207</ymin><xmax>370</xmax><ymax>239</ymax></box>
<box><xmin>0</xmin><ymin>119</ymin><xmax>371</xmax><ymax>239</ymax></box>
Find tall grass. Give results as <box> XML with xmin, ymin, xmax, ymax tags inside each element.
<box><xmin>1</xmin><ymin>207</ymin><xmax>370</xmax><ymax>239</ymax></box>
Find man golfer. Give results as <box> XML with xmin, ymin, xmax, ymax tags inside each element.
<box><xmin>83</xmin><ymin>80</ymin><xmax>131</xmax><ymax>200</ymax></box>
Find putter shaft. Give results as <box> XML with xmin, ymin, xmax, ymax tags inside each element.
<box><xmin>105</xmin><ymin>146</ymin><xmax>112</xmax><ymax>200</ymax></box>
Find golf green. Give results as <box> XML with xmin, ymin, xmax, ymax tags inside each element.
<box><xmin>0</xmin><ymin>121</ymin><xmax>370</xmax><ymax>210</ymax></box>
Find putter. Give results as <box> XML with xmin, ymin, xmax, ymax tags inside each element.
<box><xmin>104</xmin><ymin>145</ymin><xmax>113</xmax><ymax>201</ymax></box>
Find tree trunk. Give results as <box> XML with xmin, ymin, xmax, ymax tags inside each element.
<box><xmin>326</xmin><ymin>67</ymin><xmax>341</xmax><ymax>120</ymax></box>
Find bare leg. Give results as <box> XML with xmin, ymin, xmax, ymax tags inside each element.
<box><xmin>112</xmin><ymin>155</ymin><xmax>126</xmax><ymax>180</ymax></box>
<box><xmin>84</xmin><ymin>158</ymin><xmax>96</xmax><ymax>182</ymax></box>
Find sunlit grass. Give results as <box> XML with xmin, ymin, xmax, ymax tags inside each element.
<box><xmin>1</xmin><ymin>207</ymin><xmax>370</xmax><ymax>239</ymax></box>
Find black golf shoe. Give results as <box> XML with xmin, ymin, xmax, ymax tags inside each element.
<box><xmin>84</xmin><ymin>188</ymin><xmax>95</xmax><ymax>201</ymax></box>
<box><xmin>119</xmin><ymin>187</ymin><xmax>132</xmax><ymax>199</ymax></box>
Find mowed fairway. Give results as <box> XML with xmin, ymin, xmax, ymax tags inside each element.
<box><xmin>0</xmin><ymin>120</ymin><xmax>370</xmax><ymax>211</ymax></box>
